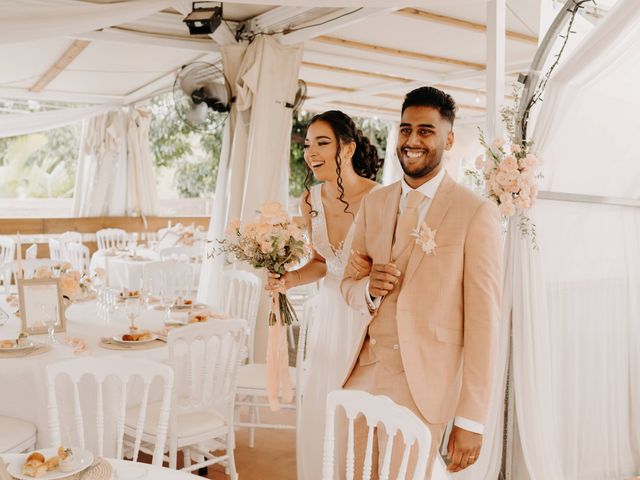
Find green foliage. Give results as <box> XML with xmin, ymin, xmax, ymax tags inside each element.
<box><xmin>149</xmin><ymin>93</ymin><xmax>222</xmax><ymax>198</ymax></box>
<box><xmin>0</xmin><ymin>103</ymin><xmax>80</xmax><ymax>199</ymax></box>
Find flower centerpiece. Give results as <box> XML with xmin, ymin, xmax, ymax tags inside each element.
<box><xmin>34</xmin><ymin>262</ymin><xmax>94</xmax><ymax>302</ymax></box>
<box><xmin>217</xmin><ymin>201</ymin><xmax>310</xmax><ymax>408</ymax></box>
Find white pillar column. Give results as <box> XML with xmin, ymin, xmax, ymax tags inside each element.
<box><xmin>486</xmin><ymin>0</ymin><xmax>506</xmax><ymax>141</ymax></box>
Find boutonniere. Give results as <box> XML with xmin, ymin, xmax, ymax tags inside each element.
<box><xmin>411</xmin><ymin>222</ymin><xmax>437</xmax><ymax>255</ymax></box>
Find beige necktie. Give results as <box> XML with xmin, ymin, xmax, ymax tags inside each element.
<box><xmin>392</xmin><ymin>189</ymin><xmax>424</xmax><ymax>260</ymax></box>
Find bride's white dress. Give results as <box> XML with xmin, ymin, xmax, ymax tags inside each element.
<box><xmin>298</xmin><ymin>184</ymin><xmax>369</xmax><ymax>479</ymax></box>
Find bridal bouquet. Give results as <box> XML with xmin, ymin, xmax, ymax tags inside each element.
<box><xmin>219</xmin><ymin>202</ymin><xmax>309</xmax><ymax>326</ymax></box>
<box><xmin>218</xmin><ymin>202</ymin><xmax>309</xmax><ymax>409</ymax></box>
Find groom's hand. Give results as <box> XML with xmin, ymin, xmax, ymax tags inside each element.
<box><xmin>368</xmin><ymin>263</ymin><xmax>401</xmax><ymax>297</ymax></box>
<box><xmin>446</xmin><ymin>426</ymin><xmax>482</xmax><ymax>472</ymax></box>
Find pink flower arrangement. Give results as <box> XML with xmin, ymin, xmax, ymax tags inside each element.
<box><xmin>478</xmin><ymin>136</ymin><xmax>540</xmax><ymax>218</ymax></box>
<box><xmin>217</xmin><ymin>201</ymin><xmax>309</xmax><ymax>326</ymax></box>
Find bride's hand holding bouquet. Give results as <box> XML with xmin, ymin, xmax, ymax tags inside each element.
<box><xmin>217</xmin><ymin>201</ymin><xmax>310</xmax><ymax>408</ymax></box>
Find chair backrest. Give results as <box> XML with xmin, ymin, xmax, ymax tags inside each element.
<box><xmin>0</xmin><ymin>237</ymin><xmax>16</xmax><ymax>266</ymax></box>
<box><xmin>25</xmin><ymin>244</ymin><xmax>38</xmax><ymax>260</ymax></box>
<box><xmin>0</xmin><ymin>259</ymin><xmax>57</xmax><ymax>294</ymax></box>
<box><xmin>96</xmin><ymin>228</ymin><xmax>128</xmax><ymax>251</ymax></box>
<box><xmin>65</xmin><ymin>243</ymin><xmax>90</xmax><ymax>275</ymax></box>
<box><xmin>167</xmin><ymin>319</ymin><xmax>246</xmax><ymax>420</ymax></box>
<box><xmin>46</xmin><ymin>356</ymin><xmax>174</xmax><ymax>466</ymax></box>
<box><xmin>222</xmin><ymin>269</ymin><xmax>261</xmax><ymax>363</ymax></box>
<box><xmin>60</xmin><ymin>231</ymin><xmax>82</xmax><ymax>247</ymax></box>
<box><xmin>48</xmin><ymin>238</ymin><xmax>64</xmax><ymax>261</ymax></box>
<box><xmin>322</xmin><ymin>390</ymin><xmax>435</xmax><ymax>480</ymax></box>
<box><xmin>159</xmin><ymin>245</ymin><xmax>202</xmax><ymax>261</ymax></box>
<box><xmin>142</xmin><ymin>261</ymin><xmax>193</xmax><ymax>297</ymax></box>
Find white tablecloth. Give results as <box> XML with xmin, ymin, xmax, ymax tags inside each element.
<box><xmin>0</xmin><ymin>296</ymin><xmax>171</xmax><ymax>449</ymax></box>
<box><xmin>1</xmin><ymin>455</ymin><xmax>202</xmax><ymax>479</ymax></box>
<box><xmin>90</xmin><ymin>249</ymin><xmax>160</xmax><ymax>290</ymax></box>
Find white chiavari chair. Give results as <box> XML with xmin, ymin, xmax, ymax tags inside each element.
<box><xmin>48</xmin><ymin>238</ymin><xmax>64</xmax><ymax>261</ymax></box>
<box><xmin>0</xmin><ymin>237</ymin><xmax>15</xmax><ymax>267</ymax></box>
<box><xmin>65</xmin><ymin>243</ymin><xmax>90</xmax><ymax>275</ymax></box>
<box><xmin>234</xmin><ymin>282</ymin><xmax>314</xmax><ymax>450</ymax></box>
<box><xmin>96</xmin><ymin>228</ymin><xmax>128</xmax><ymax>251</ymax></box>
<box><xmin>126</xmin><ymin>320</ymin><xmax>246</xmax><ymax>477</ymax></box>
<box><xmin>222</xmin><ymin>270</ymin><xmax>261</xmax><ymax>363</ymax></box>
<box><xmin>46</xmin><ymin>357</ymin><xmax>174</xmax><ymax>466</ymax></box>
<box><xmin>0</xmin><ymin>259</ymin><xmax>57</xmax><ymax>294</ymax></box>
<box><xmin>322</xmin><ymin>390</ymin><xmax>449</xmax><ymax>480</ymax></box>
<box><xmin>25</xmin><ymin>244</ymin><xmax>37</xmax><ymax>260</ymax></box>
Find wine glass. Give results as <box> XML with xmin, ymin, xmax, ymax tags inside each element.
<box><xmin>41</xmin><ymin>304</ymin><xmax>58</xmax><ymax>344</ymax></box>
<box><xmin>161</xmin><ymin>285</ymin><xmax>176</xmax><ymax>325</ymax></box>
<box><xmin>124</xmin><ymin>296</ymin><xmax>140</xmax><ymax>332</ymax></box>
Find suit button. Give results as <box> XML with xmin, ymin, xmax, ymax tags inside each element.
<box><xmin>370</xmin><ymin>338</ymin><xmax>377</xmax><ymax>345</ymax></box>
<box><xmin>393</xmin><ymin>344</ymin><xmax>399</xmax><ymax>350</ymax></box>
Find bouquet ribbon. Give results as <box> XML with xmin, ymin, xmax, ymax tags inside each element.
<box><xmin>266</xmin><ymin>288</ymin><xmax>293</xmax><ymax>410</ymax></box>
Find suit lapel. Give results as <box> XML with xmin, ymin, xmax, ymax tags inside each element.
<box><xmin>379</xmin><ymin>181</ymin><xmax>402</xmax><ymax>264</ymax></box>
<box><xmin>403</xmin><ymin>173</ymin><xmax>456</xmax><ymax>286</ymax></box>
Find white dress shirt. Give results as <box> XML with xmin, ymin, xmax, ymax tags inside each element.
<box><xmin>364</xmin><ymin>167</ymin><xmax>484</xmax><ymax>434</ymax></box>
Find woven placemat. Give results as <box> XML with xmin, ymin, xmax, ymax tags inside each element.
<box><xmin>67</xmin><ymin>456</ymin><xmax>112</xmax><ymax>480</ymax></box>
<box><xmin>0</xmin><ymin>343</ymin><xmax>51</xmax><ymax>358</ymax></box>
<box><xmin>99</xmin><ymin>339</ymin><xmax>165</xmax><ymax>351</ymax></box>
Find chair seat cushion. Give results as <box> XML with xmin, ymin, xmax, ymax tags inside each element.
<box><xmin>0</xmin><ymin>416</ymin><xmax>36</xmax><ymax>453</ymax></box>
<box><xmin>236</xmin><ymin>363</ymin><xmax>297</xmax><ymax>390</ymax></box>
<box><xmin>126</xmin><ymin>402</ymin><xmax>226</xmax><ymax>439</ymax></box>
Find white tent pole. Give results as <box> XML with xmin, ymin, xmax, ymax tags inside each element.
<box><xmin>486</xmin><ymin>0</ymin><xmax>505</xmax><ymax>141</ymax></box>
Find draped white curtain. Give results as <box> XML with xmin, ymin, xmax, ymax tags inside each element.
<box><xmin>381</xmin><ymin>121</ymin><xmax>401</xmax><ymax>185</ymax></box>
<box><xmin>198</xmin><ymin>36</ymin><xmax>303</xmax><ymax>319</ymax></box>
<box><xmin>0</xmin><ymin>105</ymin><xmax>111</xmax><ymax>139</ymax></box>
<box><xmin>510</xmin><ymin>0</ymin><xmax>640</xmax><ymax>478</ymax></box>
<box><xmin>197</xmin><ymin>42</ymin><xmax>249</xmax><ymax>310</ymax></box>
<box><xmin>73</xmin><ymin>108</ymin><xmax>158</xmax><ymax>217</ymax></box>
<box><xmin>126</xmin><ymin>109</ymin><xmax>159</xmax><ymax>216</ymax></box>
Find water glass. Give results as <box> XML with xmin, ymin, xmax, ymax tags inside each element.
<box><xmin>41</xmin><ymin>304</ymin><xmax>58</xmax><ymax>344</ymax></box>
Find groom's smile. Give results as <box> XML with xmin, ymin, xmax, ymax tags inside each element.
<box><xmin>396</xmin><ymin>105</ymin><xmax>454</xmax><ymax>187</ymax></box>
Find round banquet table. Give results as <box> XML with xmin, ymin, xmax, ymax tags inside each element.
<box><xmin>89</xmin><ymin>249</ymin><xmax>160</xmax><ymax>290</ymax></box>
<box><xmin>1</xmin><ymin>454</ymin><xmax>202</xmax><ymax>479</ymax></box>
<box><xmin>0</xmin><ymin>295</ymin><xmax>179</xmax><ymax>449</ymax></box>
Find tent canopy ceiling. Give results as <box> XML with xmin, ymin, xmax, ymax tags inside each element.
<box><xmin>0</xmin><ymin>0</ymin><xmax>613</xmax><ymax>123</ymax></box>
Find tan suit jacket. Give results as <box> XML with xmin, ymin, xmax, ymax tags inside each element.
<box><xmin>340</xmin><ymin>173</ymin><xmax>502</xmax><ymax>425</ymax></box>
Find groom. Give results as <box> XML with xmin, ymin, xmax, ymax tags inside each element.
<box><xmin>341</xmin><ymin>86</ymin><xmax>502</xmax><ymax>477</ymax></box>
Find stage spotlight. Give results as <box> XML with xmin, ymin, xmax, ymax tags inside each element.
<box><xmin>183</xmin><ymin>2</ymin><xmax>223</xmax><ymax>36</ymax></box>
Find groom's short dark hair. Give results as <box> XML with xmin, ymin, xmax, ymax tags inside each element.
<box><xmin>402</xmin><ymin>86</ymin><xmax>457</xmax><ymax>125</ymax></box>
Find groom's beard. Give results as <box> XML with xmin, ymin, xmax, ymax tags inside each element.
<box><xmin>397</xmin><ymin>147</ymin><xmax>443</xmax><ymax>179</ymax></box>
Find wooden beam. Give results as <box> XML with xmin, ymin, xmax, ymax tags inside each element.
<box><xmin>302</xmin><ymin>61</ymin><xmax>413</xmax><ymax>83</ymax></box>
<box><xmin>30</xmin><ymin>40</ymin><xmax>91</xmax><ymax>93</ymax></box>
<box><xmin>396</xmin><ymin>8</ymin><xmax>538</xmax><ymax>45</ymax></box>
<box><xmin>375</xmin><ymin>93</ymin><xmax>486</xmax><ymax>111</ymax></box>
<box><xmin>304</xmin><ymin>81</ymin><xmax>356</xmax><ymax>93</ymax></box>
<box><xmin>313</xmin><ymin>36</ymin><xmax>485</xmax><ymax>70</ymax></box>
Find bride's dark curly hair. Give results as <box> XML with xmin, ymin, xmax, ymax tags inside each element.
<box><xmin>303</xmin><ymin>110</ymin><xmax>383</xmax><ymax>217</ymax></box>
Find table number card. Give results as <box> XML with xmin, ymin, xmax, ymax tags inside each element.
<box><xmin>17</xmin><ymin>278</ymin><xmax>66</xmax><ymax>335</ymax></box>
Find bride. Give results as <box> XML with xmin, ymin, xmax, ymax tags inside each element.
<box><xmin>268</xmin><ymin>110</ymin><xmax>383</xmax><ymax>479</ymax></box>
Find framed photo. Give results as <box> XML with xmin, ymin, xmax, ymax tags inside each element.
<box><xmin>17</xmin><ymin>278</ymin><xmax>66</xmax><ymax>335</ymax></box>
